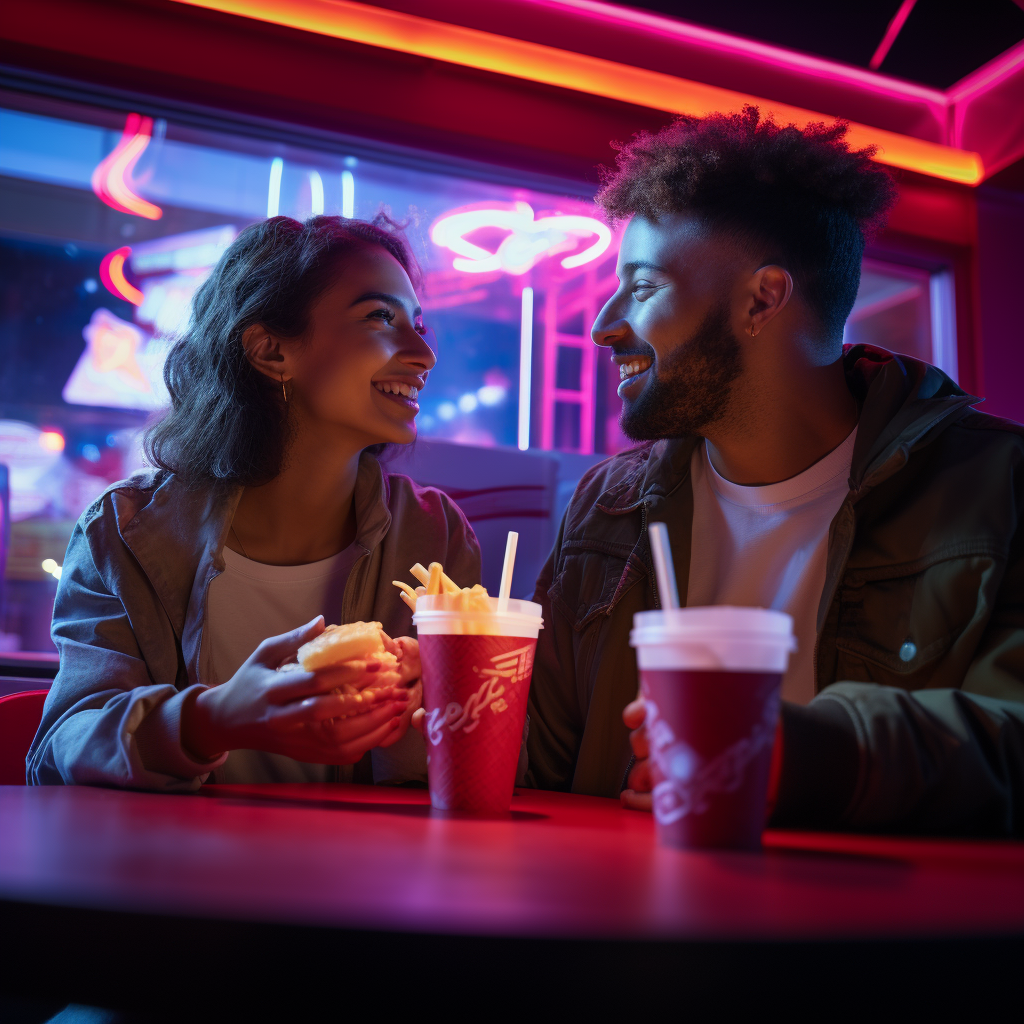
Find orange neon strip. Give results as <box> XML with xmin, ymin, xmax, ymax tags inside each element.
<box><xmin>172</xmin><ymin>0</ymin><xmax>982</xmax><ymax>185</ymax></box>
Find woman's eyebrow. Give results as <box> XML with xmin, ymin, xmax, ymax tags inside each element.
<box><xmin>350</xmin><ymin>291</ymin><xmax>422</xmax><ymax>317</ymax></box>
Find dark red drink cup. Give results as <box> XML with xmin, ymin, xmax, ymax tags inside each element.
<box><xmin>414</xmin><ymin>596</ymin><xmax>543</xmax><ymax>814</ymax></box>
<box><xmin>630</xmin><ymin>608</ymin><xmax>795</xmax><ymax>851</ymax></box>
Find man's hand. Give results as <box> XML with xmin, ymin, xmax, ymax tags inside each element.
<box><xmin>182</xmin><ymin>617</ymin><xmax>411</xmax><ymax>764</ymax></box>
<box><xmin>621</xmin><ymin>697</ymin><xmax>653</xmax><ymax>811</ymax></box>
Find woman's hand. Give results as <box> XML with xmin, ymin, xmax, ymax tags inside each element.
<box><xmin>182</xmin><ymin>617</ymin><xmax>411</xmax><ymax>765</ymax></box>
<box><xmin>376</xmin><ymin>636</ymin><xmax>422</xmax><ymax>749</ymax></box>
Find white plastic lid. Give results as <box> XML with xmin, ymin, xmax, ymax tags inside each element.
<box><xmin>632</xmin><ymin>606</ymin><xmax>795</xmax><ymax>643</ymax></box>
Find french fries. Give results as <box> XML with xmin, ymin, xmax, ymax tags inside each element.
<box><xmin>392</xmin><ymin>561</ymin><xmax>491</xmax><ymax>615</ymax></box>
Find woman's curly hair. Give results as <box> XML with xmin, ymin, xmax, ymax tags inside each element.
<box><xmin>146</xmin><ymin>213</ymin><xmax>418</xmax><ymax>488</ymax></box>
<box><xmin>597</xmin><ymin>106</ymin><xmax>899</xmax><ymax>341</ymax></box>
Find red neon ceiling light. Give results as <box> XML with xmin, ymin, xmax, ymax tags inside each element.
<box><xmin>869</xmin><ymin>0</ymin><xmax>918</xmax><ymax>71</ymax></box>
<box><xmin>431</xmin><ymin>202</ymin><xmax>612</xmax><ymax>275</ymax></box>
<box><xmin>171</xmin><ymin>0</ymin><xmax>983</xmax><ymax>185</ymax></box>
<box><xmin>91</xmin><ymin>114</ymin><xmax>163</xmax><ymax>220</ymax></box>
<box><xmin>100</xmin><ymin>247</ymin><xmax>144</xmax><ymax>306</ymax></box>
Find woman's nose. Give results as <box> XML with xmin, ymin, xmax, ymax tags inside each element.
<box><xmin>400</xmin><ymin>327</ymin><xmax>437</xmax><ymax>371</ymax></box>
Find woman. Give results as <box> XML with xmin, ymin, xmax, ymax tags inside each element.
<box><xmin>28</xmin><ymin>214</ymin><xmax>480</xmax><ymax>789</ymax></box>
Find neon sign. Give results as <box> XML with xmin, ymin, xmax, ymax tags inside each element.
<box><xmin>99</xmin><ymin>247</ymin><xmax>144</xmax><ymax>306</ymax></box>
<box><xmin>430</xmin><ymin>202</ymin><xmax>612</xmax><ymax>275</ymax></box>
<box><xmin>91</xmin><ymin>113</ymin><xmax>163</xmax><ymax>220</ymax></box>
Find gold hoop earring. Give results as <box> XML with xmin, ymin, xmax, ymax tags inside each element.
<box><xmin>280</xmin><ymin>375</ymin><xmax>288</xmax><ymax>403</ymax></box>
<box><xmin>748</xmin><ymin>322</ymin><xmax>758</xmax><ymax>337</ymax></box>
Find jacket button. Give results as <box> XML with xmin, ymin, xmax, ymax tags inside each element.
<box><xmin>899</xmin><ymin>640</ymin><xmax>917</xmax><ymax>663</ymax></box>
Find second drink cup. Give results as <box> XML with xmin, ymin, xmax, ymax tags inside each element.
<box><xmin>630</xmin><ymin>606</ymin><xmax>795</xmax><ymax>850</ymax></box>
<box><xmin>413</xmin><ymin>594</ymin><xmax>543</xmax><ymax>814</ymax></box>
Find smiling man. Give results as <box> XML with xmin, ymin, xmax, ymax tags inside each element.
<box><xmin>524</xmin><ymin>107</ymin><xmax>1024</xmax><ymax>834</ymax></box>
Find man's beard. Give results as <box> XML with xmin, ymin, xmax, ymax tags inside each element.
<box><xmin>620</xmin><ymin>301</ymin><xmax>742</xmax><ymax>441</ymax></box>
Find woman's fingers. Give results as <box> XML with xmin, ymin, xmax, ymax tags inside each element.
<box><xmin>266</xmin><ymin>665</ymin><xmax>336</xmax><ymax>704</ymax></box>
<box><xmin>273</xmin><ymin>688</ymin><xmax>408</xmax><ymax>728</ymax></box>
<box><xmin>410</xmin><ymin>707</ymin><xmax>426</xmax><ymax>735</ymax></box>
<box><xmin>250</xmin><ymin>616</ymin><xmax>325</xmax><ymax>668</ymax></box>
<box><xmin>334</xmin><ymin>714</ymin><xmax>405</xmax><ymax>764</ymax></box>
<box><xmin>395</xmin><ymin>637</ymin><xmax>421</xmax><ymax>686</ymax></box>
<box><xmin>376</xmin><ymin>680</ymin><xmax>422</xmax><ymax>748</ymax></box>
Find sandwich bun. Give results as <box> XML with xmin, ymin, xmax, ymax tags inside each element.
<box><xmin>298</xmin><ymin>621</ymin><xmax>389</xmax><ymax>672</ymax></box>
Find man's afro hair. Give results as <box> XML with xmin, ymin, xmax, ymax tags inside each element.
<box><xmin>597</xmin><ymin>106</ymin><xmax>899</xmax><ymax>340</ymax></box>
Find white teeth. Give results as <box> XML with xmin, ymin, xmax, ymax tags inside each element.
<box><xmin>374</xmin><ymin>382</ymin><xmax>419</xmax><ymax>400</ymax></box>
<box><xmin>619</xmin><ymin>358</ymin><xmax>652</xmax><ymax>381</ymax></box>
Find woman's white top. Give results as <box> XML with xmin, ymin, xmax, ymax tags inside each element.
<box><xmin>205</xmin><ymin>544</ymin><xmax>360</xmax><ymax>783</ymax></box>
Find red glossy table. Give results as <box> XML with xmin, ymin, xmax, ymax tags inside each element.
<box><xmin>2</xmin><ymin>783</ymin><xmax>1022</xmax><ymax>1014</ymax></box>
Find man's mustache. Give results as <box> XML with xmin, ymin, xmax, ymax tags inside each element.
<box><xmin>610</xmin><ymin>342</ymin><xmax>656</xmax><ymax>360</ymax></box>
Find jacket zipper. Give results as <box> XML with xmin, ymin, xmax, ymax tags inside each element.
<box><xmin>622</xmin><ymin>500</ymin><xmax>651</xmax><ymax>792</ymax></box>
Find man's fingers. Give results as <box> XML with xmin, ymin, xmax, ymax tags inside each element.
<box><xmin>630</xmin><ymin>723</ymin><xmax>649</xmax><ymax>760</ymax></box>
<box><xmin>251</xmin><ymin>616</ymin><xmax>325</xmax><ymax>668</ymax></box>
<box><xmin>622</xmin><ymin>697</ymin><xmax>646</xmax><ymax>729</ymax></box>
<box><xmin>627</xmin><ymin>757</ymin><xmax>652</xmax><ymax>793</ymax></box>
<box><xmin>411</xmin><ymin>707</ymin><xmax>426</xmax><ymax>735</ymax></box>
<box><xmin>620</xmin><ymin>789</ymin><xmax>653</xmax><ymax>812</ymax></box>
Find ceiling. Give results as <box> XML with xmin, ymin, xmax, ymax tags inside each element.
<box><xmin>621</xmin><ymin>0</ymin><xmax>1024</xmax><ymax>89</ymax></box>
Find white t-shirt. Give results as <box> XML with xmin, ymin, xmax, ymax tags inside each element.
<box><xmin>205</xmin><ymin>544</ymin><xmax>359</xmax><ymax>783</ymax></box>
<box><xmin>686</xmin><ymin>427</ymin><xmax>858</xmax><ymax>705</ymax></box>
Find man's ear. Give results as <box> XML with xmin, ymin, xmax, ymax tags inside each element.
<box><xmin>746</xmin><ymin>265</ymin><xmax>794</xmax><ymax>337</ymax></box>
<box><xmin>241</xmin><ymin>324</ymin><xmax>290</xmax><ymax>383</ymax></box>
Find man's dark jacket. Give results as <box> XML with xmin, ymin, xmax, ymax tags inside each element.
<box><xmin>525</xmin><ymin>345</ymin><xmax>1024</xmax><ymax>835</ymax></box>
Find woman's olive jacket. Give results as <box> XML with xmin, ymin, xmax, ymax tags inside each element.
<box><xmin>27</xmin><ymin>453</ymin><xmax>480</xmax><ymax>790</ymax></box>
<box><xmin>526</xmin><ymin>345</ymin><xmax>1024</xmax><ymax>835</ymax></box>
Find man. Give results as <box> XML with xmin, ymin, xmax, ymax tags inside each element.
<box><xmin>524</xmin><ymin>107</ymin><xmax>1024</xmax><ymax>834</ymax></box>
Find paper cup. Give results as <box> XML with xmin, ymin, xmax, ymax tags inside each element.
<box><xmin>414</xmin><ymin>596</ymin><xmax>543</xmax><ymax>814</ymax></box>
<box><xmin>630</xmin><ymin>607</ymin><xmax>795</xmax><ymax>851</ymax></box>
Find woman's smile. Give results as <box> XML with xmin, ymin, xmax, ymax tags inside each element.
<box><xmin>372</xmin><ymin>376</ymin><xmax>425</xmax><ymax>413</ymax></box>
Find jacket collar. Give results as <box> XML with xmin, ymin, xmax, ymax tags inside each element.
<box><xmin>116</xmin><ymin>452</ymin><xmax>393</xmax><ymax>665</ymax></box>
<box><xmin>596</xmin><ymin>344</ymin><xmax>980</xmax><ymax>513</ymax></box>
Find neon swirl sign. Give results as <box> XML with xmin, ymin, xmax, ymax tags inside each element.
<box><xmin>431</xmin><ymin>201</ymin><xmax>611</xmax><ymax>275</ymax></box>
<box><xmin>91</xmin><ymin>113</ymin><xmax>163</xmax><ymax>220</ymax></box>
<box><xmin>100</xmin><ymin>247</ymin><xmax>144</xmax><ymax>306</ymax></box>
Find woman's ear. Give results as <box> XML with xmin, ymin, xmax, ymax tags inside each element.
<box><xmin>241</xmin><ymin>324</ymin><xmax>290</xmax><ymax>383</ymax></box>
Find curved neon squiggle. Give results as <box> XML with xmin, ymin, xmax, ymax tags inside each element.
<box><xmin>91</xmin><ymin>113</ymin><xmax>163</xmax><ymax>221</ymax></box>
<box><xmin>100</xmin><ymin>247</ymin><xmax>144</xmax><ymax>306</ymax></box>
<box><xmin>431</xmin><ymin>202</ymin><xmax>612</xmax><ymax>275</ymax></box>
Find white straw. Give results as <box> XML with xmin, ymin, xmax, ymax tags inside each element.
<box><xmin>497</xmin><ymin>531</ymin><xmax>519</xmax><ymax>614</ymax></box>
<box><xmin>648</xmin><ymin>522</ymin><xmax>680</xmax><ymax>610</ymax></box>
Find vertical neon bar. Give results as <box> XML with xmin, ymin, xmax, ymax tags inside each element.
<box><xmin>518</xmin><ymin>286</ymin><xmax>534</xmax><ymax>451</ymax></box>
<box><xmin>267</xmin><ymin>157</ymin><xmax>283</xmax><ymax>217</ymax></box>
<box><xmin>309</xmin><ymin>170</ymin><xmax>324</xmax><ymax>215</ymax></box>
<box><xmin>929</xmin><ymin>270</ymin><xmax>958</xmax><ymax>382</ymax></box>
<box><xmin>341</xmin><ymin>170</ymin><xmax>355</xmax><ymax>218</ymax></box>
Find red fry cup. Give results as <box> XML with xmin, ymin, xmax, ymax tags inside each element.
<box><xmin>414</xmin><ymin>596</ymin><xmax>543</xmax><ymax>814</ymax></box>
<box><xmin>630</xmin><ymin>607</ymin><xmax>795</xmax><ymax>851</ymax></box>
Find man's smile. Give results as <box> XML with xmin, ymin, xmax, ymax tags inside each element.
<box><xmin>613</xmin><ymin>352</ymin><xmax>654</xmax><ymax>398</ymax></box>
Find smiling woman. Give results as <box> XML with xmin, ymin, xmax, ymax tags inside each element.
<box><xmin>27</xmin><ymin>214</ymin><xmax>482</xmax><ymax>791</ymax></box>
